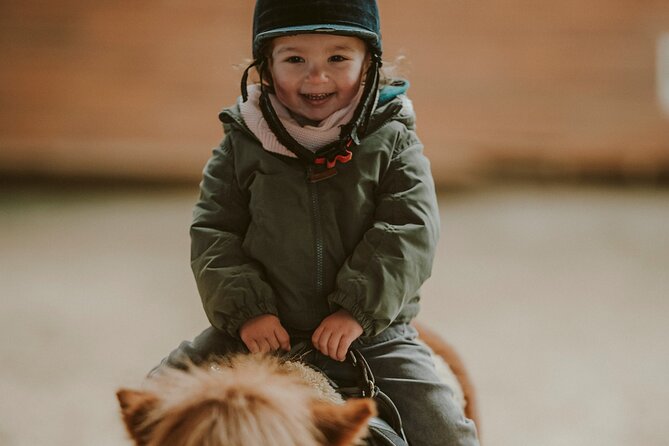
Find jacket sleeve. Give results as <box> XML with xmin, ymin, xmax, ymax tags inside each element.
<box><xmin>190</xmin><ymin>137</ymin><xmax>278</xmax><ymax>338</ymax></box>
<box><xmin>327</xmin><ymin>130</ymin><xmax>440</xmax><ymax>336</ymax></box>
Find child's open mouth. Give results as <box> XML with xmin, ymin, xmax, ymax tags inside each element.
<box><xmin>301</xmin><ymin>92</ymin><xmax>334</xmax><ymax>103</ymax></box>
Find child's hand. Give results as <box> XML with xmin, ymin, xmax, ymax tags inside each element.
<box><xmin>239</xmin><ymin>314</ymin><xmax>291</xmax><ymax>354</ymax></box>
<box><xmin>312</xmin><ymin>309</ymin><xmax>363</xmax><ymax>362</ymax></box>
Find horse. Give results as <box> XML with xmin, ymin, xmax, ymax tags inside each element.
<box><xmin>116</xmin><ymin>322</ymin><xmax>479</xmax><ymax>446</ymax></box>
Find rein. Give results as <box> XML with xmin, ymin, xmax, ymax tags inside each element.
<box><xmin>284</xmin><ymin>343</ymin><xmax>408</xmax><ymax>446</ymax></box>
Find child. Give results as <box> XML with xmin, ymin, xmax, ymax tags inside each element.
<box><xmin>157</xmin><ymin>1</ymin><xmax>479</xmax><ymax>444</ymax></box>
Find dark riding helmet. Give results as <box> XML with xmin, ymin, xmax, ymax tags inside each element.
<box><xmin>252</xmin><ymin>0</ymin><xmax>382</xmax><ymax>59</ymax></box>
<box><xmin>239</xmin><ymin>1</ymin><xmax>383</xmax><ymax>180</ymax></box>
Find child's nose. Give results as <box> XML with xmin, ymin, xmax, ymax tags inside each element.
<box><xmin>306</xmin><ymin>64</ymin><xmax>328</xmax><ymax>83</ymax></box>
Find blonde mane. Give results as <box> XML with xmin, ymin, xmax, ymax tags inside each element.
<box><xmin>118</xmin><ymin>354</ymin><xmax>373</xmax><ymax>446</ymax></box>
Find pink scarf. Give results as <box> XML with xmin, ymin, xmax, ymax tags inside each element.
<box><xmin>239</xmin><ymin>84</ymin><xmax>362</xmax><ymax>158</ymax></box>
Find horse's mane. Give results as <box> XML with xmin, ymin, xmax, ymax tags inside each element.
<box><xmin>118</xmin><ymin>353</ymin><xmax>373</xmax><ymax>446</ymax></box>
<box><xmin>148</xmin><ymin>355</ymin><xmax>329</xmax><ymax>446</ymax></box>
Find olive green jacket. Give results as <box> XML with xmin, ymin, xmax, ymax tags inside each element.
<box><xmin>191</xmin><ymin>92</ymin><xmax>440</xmax><ymax>338</ymax></box>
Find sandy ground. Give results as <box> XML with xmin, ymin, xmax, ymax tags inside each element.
<box><xmin>0</xmin><ymin>183</ymin><xmax>667</xmax><ymax>446</ymax></box>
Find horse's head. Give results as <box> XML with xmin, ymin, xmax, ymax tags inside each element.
<box><xmin>116</xmin><ymin>354</ymin><xmax>376</xmax><ymax>446</ymax></box>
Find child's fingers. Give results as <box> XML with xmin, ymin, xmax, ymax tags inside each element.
<box><xmin>246</xmin><ymin>339</ymin><xmax>260</xmax><ymax>354</ymax></box>
<box><xmin>311</xmin><ymin>324</ymin><xmax>324</xmax><ymax>347</ymax></box>
<box><xmin>275</xmin><ymin>328</ymin><xmax>291</xmax><ymax>351</ymax></box>
<box><xmin>257</xmin><ymin>338</ymin><xmax>272</xmax><ymax>354</ymax></box>
<box><xmin>267</xmin><ymin>335</ymin><xmax>280</xmax><ymax>352</ymax></box>
<box><xmin>328</xmin><ymin>332</ymin><xmax>344</xmax><ymax>361</ymax></box>
<box><xmin>336</xmin><ymin>335</ymin><xmax>353</xmax><ymax>362</ymax></box>
<box><xmin>315</xmin><ymin>329</ymin><xmax>332</xmax><ymax>357</ymax></box>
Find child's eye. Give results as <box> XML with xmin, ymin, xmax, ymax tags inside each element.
<box><xmin>329</xmin><ymin>55</ymin><xmax>347</xmax><ymax>62</ymax></box>
<box><xmin>285</xmin><ymin>56</ymin><xmax>304</xmax><ymax>63</ymax></box>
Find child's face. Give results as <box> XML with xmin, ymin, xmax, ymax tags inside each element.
<box><xmin>268</xmin><ymin>34</ymin><xmax>368</xmax><ymax>122</ymax></box>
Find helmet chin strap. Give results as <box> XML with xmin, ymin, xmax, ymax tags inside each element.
<box><xmin>240</xmin><ymin>59</ymin><xmax>260</xmax><ymax>103</ymax></box>
<box><xmin>246</xmin><ymin>53</ymin><xmax>382</xmax><ymax>181</ymax></box>
<box><xmin>339</xmin><ymin>53</ymin><xmax>383</xmax><ymax>148</ymax></box>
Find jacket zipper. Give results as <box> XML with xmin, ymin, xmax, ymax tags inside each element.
<box><xmin>308</xmin><ymin>179</ymin><xmax>325</xmax><ymax>301</ymax></box>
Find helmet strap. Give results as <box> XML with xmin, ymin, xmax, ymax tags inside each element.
<box><xmin>339</xmin><ymin>52</ymin><xmax>382</xmax><ymax>145</ymax></box>
<box><xmin>240</xmin><ymin>59</ymin><xmax>261</xmax><ymax>102</ymax></box>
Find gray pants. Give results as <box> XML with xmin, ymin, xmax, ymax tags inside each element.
<box><xmin>154</xmin><ymin>323</ymin><xmax>479</xmax><ymax>446</ymax></box>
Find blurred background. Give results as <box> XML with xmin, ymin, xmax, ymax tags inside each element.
<box><xmin>1</xmin><ymin>1</ymin><xmax>668</xmax><ymax>445</ymax></box>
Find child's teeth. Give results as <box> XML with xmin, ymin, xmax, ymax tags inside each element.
<box><xmin>307</xmin><ymin>93</ymin><xmax>330</xmax><ymax>100</ymax></box>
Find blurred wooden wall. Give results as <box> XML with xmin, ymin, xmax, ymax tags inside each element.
<box><xmin>2</xmin><ymin>0</ymin><xmax>669</xmax><ymax>184</ymax></box>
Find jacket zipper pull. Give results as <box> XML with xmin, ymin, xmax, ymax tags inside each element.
<box><xmin>307</xmin><ymin>147</ymin><xmax>353</xmax><ymax>182</ymax></box>
<box><xmin>307</xmin><ymin>165</ymin><xmax>338</xmax><ymax>183</ymax></box>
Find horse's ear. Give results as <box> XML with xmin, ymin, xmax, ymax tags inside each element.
<box><xmin>117</xmin><ymin>388</ymin><xmax>159</xmax><ymax>445</ymax></box>
<box><xmin>312</xmin><ymin>398</ymin><xmax>377</xmax><ymax>446</ymax></box>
